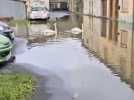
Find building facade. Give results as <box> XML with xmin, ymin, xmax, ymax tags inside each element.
<box><xmin>82</xmin><ymin>0</ymin><xmax>134</xmax><ymax>87</ymax></box>
<box><xmin>68</xmin><ymin>0</ymin><xmax>76</xmax><ymax>12</ymax></box>
<box><xmin>49</xmin><ymin>0</ymin><xmax>68</xmax><ymax>10</ymax></box>
<box><xmin>68</xmin><ymin>0</ymin><xmax>83</xmax><ymax>12</ymax></box>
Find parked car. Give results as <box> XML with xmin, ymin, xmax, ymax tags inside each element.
<box><xmin>0</xmin><ymin>21</ymin><xmax>15</xmax><ymax>42</ymax></box>
<box><xmin>30</xmin><ymin>7</ymin><xmax>50</xmax><ymax>20</ymax></box>
<box><xmin>0</xmin><ymin>34</ymin><xmax>13</xmax><ymax>63</ymax></box>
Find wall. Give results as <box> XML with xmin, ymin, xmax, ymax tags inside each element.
<box><xmin>49</xmin><ymin>0</ymin><xmax>68</xmax><ymax>3</ymax></box>
<box><xmin>82</xmin><ymin>0</ymin><xmax>134</xmax><ymax>87</ymax></box>
<box><xmin>0</xmin><ymin>0</ymin><xmax>26</xmax><ymax>19</ymax></box>
<box><xmin>68</xmin><ymin>0</ymin><xmax>83</xmax><ymax>12</ymax></box>
<box><xmin>49</xmin><ymin>0</ymin><xmax>68</xmax><ymax>10</ymax></box>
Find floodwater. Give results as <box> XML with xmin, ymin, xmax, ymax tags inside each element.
<box><xmin>13</xmin><ymin>11</ymin><xmax>134</xmax><ymax>100</ymax></box>
<box><xmin>13</xmin><ymin>12</ymin><xmax>134</xmax><ymax>100</ymax></box>
<box><xmin>15</xmin><ymin>37</ymin><xmax>134</xmax><ymax>100</ymax></box>
<box><xmin>29</xmin><ymin>11</ymin><xmax>81</xmax><ymax>36</ymax></box>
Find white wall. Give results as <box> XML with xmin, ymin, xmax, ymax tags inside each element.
<box><xmin>0</xmin><ymin>0</ymin><xmax>26</xmax><ymax>19</ymax></box>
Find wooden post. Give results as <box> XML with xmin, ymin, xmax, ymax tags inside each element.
<box><xmin>54</xmin><ymin>22</ymin><xmax>57</xmax><ymax>38</ymax></box>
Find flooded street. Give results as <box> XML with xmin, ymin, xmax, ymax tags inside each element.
<box><xmin>29</xmin><ymin>11</ymin><xmax>81</xmax><ymax>36</ymax></box>
<box><xmin>0</xmin><ymin>0</ymin><xmax>134</xmax><ymax>99</ymax></box>
<box><xmin>6</xmin><ymin>11</ymin><xmax>134</xmax><ymax>100</ymax></box>
<box><xmin>14</xmin><ymin>37</ymin><xmax>134</xmax><ymax>100</ymax></box>
<box><xmin>8</xmin><ymin>11</ymin><xmax>134</xmax><ymax>100</ymax></box>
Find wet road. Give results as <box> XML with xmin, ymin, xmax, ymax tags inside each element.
<box><xmin>13</xmin><ymin>37</ymin><xmax>134</xmax><ymax>100</ymax></box>
<box><xmin>1</xmin><ymin>11</ymin><xmax>132</xmax><ymax>100</ymax></box>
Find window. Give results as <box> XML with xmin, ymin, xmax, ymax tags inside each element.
<box><xmin>121</xmin><ymin>0</ymin><xmax>128</xmax><ymax>12</ymax></box>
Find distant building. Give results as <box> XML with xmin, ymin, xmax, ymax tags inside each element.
<box><xmin>68</xmin><ymin>0</ymin><xmax>76</xmax><ymax>12</ymax></box>
<box><xmin>49</xmin><ymin>0</ymin><xmax>68</xmax><ymax>10</ymax></box>
<box><xmin>82</xmin><ymin>0</ymin><xmax>134</xmax><ymax>87</ymax></box>
<box><xmin>68</xmin><ymin>0</ymin><xmax>83</xmax><ymax>12</ymax></box>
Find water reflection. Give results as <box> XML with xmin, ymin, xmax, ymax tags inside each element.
<box><xmin>29</xmin><ymin>12</ymin><xmax>81</xmax><ymax>35</ymax></box>
<box><xmin>28</xmin><ymin>12</ymin><xmax>82</xmax><ymax>44</ymax></box>
<box><xmin>54</xmin><ymin>13</ymin><xmax>82</xmax><ymax>32</ymax></box>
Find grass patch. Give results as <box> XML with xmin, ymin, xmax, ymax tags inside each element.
<box><xmin>0</xmin><ymin>73</ymin><xmax>36</xmax><ymax>100</ymax></box>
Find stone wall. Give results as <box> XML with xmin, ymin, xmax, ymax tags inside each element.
<box><xmin>68</xmin><ymin>0</ymin><xmax>83</xmax><ymax>13</ymax></box>
<box><xmin>82</xmin><ymin>0</ymin><xmax>134</xmax><ymax>87</ymax></box>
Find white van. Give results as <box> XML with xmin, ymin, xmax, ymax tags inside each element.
<box><xmin>30</xmin><ymin>7</ymin><xmax>50</xmax><ymax>20</ymax></box>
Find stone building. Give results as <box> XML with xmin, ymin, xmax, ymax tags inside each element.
<box><xmin>68</xmin><ymin>0</ymin><xmax>76</xmax><ymax>12</ymax></box>
<box><xmin>68</xmin><ymin>0</ymin><xmax>83</xmax><ymax>12</ymax></box>
<box><xmin>49</xmin><ymin>0</ymin><xmax>68</xmax><ymax>10</ymax></box>
<box><xmin>82</xmin><ymin>0</ymin><xmax>134</xmax><ymax>87</ymax></box>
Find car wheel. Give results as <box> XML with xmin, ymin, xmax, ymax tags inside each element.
<box><xmin>8</xmin><ymin>56</ymin><xmax>16</xmax><ymax>63</ymax></box>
